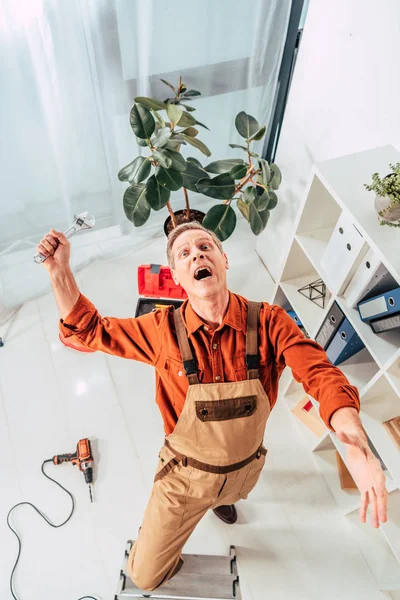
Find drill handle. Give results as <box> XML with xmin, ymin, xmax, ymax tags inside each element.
<box><xmin>53</xmin><ymin>452</ymin><xmax>77</xmax><ymax>465</ymax></box>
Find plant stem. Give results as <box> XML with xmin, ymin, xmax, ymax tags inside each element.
<box><xmin>183</xmin><ymin>187</ymin><xmax>190</xmax><ymax>219</ymax></box>
<box><xmin>167</xmin><ymin>201</ymin><xmax>177</xmax><ymax>229</ymax></box>
<box><xmin>223</xmin><ymin>166</ymin><xmax>256</xmax><ymax>204</ymax></box>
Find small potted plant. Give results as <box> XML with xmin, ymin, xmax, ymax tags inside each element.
<box><xmin>118</xmin><ymin>77</ymin><xmax>282</xmax><ymax>241</ymax></box>
<box><xmin>364</xmin><ymin>162</ymin><xmax>400</xmax><ymax>227</ymax></box>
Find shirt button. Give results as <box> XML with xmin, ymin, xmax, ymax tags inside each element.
<box><xmin>215</xmin><ymin>375</ymin><xmax>221</xmax><ymax>381</ymax></box>
<box><xmin>178</xmin><ymin>370</ymin><xmax>183</xmax><ymax>376</ymax></box>
<box><xmin>212</xmin><ymin>343</ymin><xmax>218</xmax><ymax>350</ymax></box>
<box><xmin>204</xmin><ymin>325</ymin><xmax>209</xmax><ymax>331</ymax></box>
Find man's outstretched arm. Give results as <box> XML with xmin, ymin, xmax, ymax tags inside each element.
<box><xmin>267</xmin><ymin>304</ymin><xmax>388</xmax><ymax>528</ymax></box>
<box><xmin>37</xmin><ymin>229</ymin><xmax>165</xmax><ymax>364</ymax></box>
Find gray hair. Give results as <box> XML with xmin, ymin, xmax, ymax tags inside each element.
<box><xmin>166</xmin><ymin>221</ymin><xmax>223</xmax><ymax>269</ymax></box>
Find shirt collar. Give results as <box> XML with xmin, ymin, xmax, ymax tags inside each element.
<box><xmin>183</xmin><ymin>291</ymin><xmax>244</xmax><ymax>334</ymax></box>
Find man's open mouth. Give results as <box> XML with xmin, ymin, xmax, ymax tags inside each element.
<box><xmin>194</xmin><ymin>266</ymin><xmax>213</xmax><ymax>281</ymax></box>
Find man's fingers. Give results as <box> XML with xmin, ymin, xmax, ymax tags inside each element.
<box><xmin>368</xmin><ymin>487</ymin><xmax>379</xmax><ymax>528</ymax></box>
<box><xmin>360</xmin><ymin>491</ymin><xmax>368</xmax><ymax>523</ymax></box>
<box><xmin>50</xmin><ymin>229</ymin><xmax>68</xmax><ymax>245</ymax></box>
<box><xmin>376</xmin><ymin>480</ymin><xmax>388</xmax><ymax>524</ymax></box>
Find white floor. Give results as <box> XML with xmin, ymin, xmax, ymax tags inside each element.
<box><xmin>1</xmin><ymin>223</ymin><xmax>398</xmax><ymax>600</ymax></box>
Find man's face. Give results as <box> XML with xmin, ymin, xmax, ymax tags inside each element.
<box><xmin>170</xmin><ymin>230</ymin><xmax>229</xmax><ymax>299</ymax></box>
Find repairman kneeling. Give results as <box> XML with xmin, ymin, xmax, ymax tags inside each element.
<box><xmin>37</xmin><ymin>222</ymin><xmax>388</xmax><ymax>592</ymax></box>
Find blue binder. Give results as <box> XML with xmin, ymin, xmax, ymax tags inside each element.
<box><xmin>358</xmin><ymin>287</ymin><xmax>400</xmax><ymax>322</ymax></box>
<box><xmin>326</xmin><ymin>318</ymin><xmax>365</xmax><ymax>365</ymax></box>
<box><xmin>287</xmin><ymin>310</ymin><xmax>303</xmax><ymax>327</ymax></box>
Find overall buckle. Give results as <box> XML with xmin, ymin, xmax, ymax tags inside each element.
<box><xmin>182</xmin><ymin>456</ymin><xmax>188</xmax><ymax>467</ymax></box>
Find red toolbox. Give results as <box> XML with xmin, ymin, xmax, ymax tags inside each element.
<box><xmin>135</xmin><ymin>264</ymin><xmax>186</xmax><ymax>317</ymax></box>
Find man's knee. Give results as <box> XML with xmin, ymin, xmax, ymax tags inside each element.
<box><xmin>126</xmin><ymin>554</ymin><xmax>183</xmax><ymax>592</ymax></box>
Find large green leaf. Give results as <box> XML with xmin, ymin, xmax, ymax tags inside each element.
<box><xmin>243</xmin><ymin>186</ymin><xmax>256</xmax><ymax>204</ymax></box>
<box><xmin>145</xmin><ymin>175</ymin><xmax>170</xmax><ymax>210</ymax></box>
<box><xmin>178</xmin><ymin>111</ymin><xmax>197</xmax><ymax>128</ymax></box>
<box><xmin>249</xmin><ymin>203</ymin><xmax>270</xmax><ymax>235</ymax></box>
<box><xmin>230</xmin><ymin>164</ymin><xmax>248</xmax><ymax>180</ymax></box>
<box><xmin>180</xmin><ymin>127</ymin><xmax>198</xmax><ymax>137</ymax></box>
<box><xmin>197</xmin><ymin>173</ymin><xmax>235</xmax><ymax>200</ymax></box>
<box><xmin>187</xmin><ymin>157</ymin><xmax>202</xmax><ymax>167</ymax></box>
<box><xmin>181</xmin><ymin>161</ymin><xmax>209</xmax><ymax>192</ymax></box>
<box><xmin>202</xmin><ymin>205</ymin><xmax>237</xmax><ymax>241</ymax></box>
<box><xmin>118</xmin><ymin>156</ymin><xmax>152</xmax><ymax>183</ymax></box>
<box><xmin>182</xmin><ymin>89</ymin><xmax>201</xmax><ymax>97</ymax></box>
<box><xmin>152</xmin><ymin>149</ymin><xmax>172</xmax><ymax>169</ymax></box>
<box><xmin>134</xmin><ymin>96</ymin><xmax>168</xmax><ymax>111</ymax></box>
<box><xmin>167</xmin><ymin>103</ymin><xmax>183</xmax><ymax>125</ymax></box>
<box><xmin>258</xmin><ymin>158</ymin><xmax>271</xmax><ymax>186</ymax></box>
<box><xmin>235</xmin><ymin>111</ymin><xmax>260</xmax><ymax>140</ymax></box>
<box><xmin>151</xmin><ymin>127</ymin><xmax>171</xmax><ymax>148</ymax></box>
<box><xmin>205</xmin><ymin>158</ymin><xmax>245</xmax><ymax>174</ymax></box>
<box><xmin>164</xmin><ymin>150</ymin><xmax>187</xmax><ymax>172</ymax></box>
<box><xmin>130</xmin><ymin>103</ymin><xmax>155</xmax><ymax>139</ymax></box>
<box><xmin>160</xmin><ymin>78</ymin><xmax>176</xmax><ymax>93</ymax></box>
<box><xmin>155</xmin><ymin>166</ymin><xmax>183</xmax><ymax>191</ymax></box>
<box><xmin>136</xmin><ymin>137</ymin><xmax>148</xmax><ymax>147</ymax></box>
<box><xmin>229</xmin><ymin>143</ymin><xmax>259</xmax><ymax>158</ymax></box>
<box><xmin>254</xmin><ymin>190</ymin><xmax>269</xmax><ymax>211</ymax></box>
<box><xmin>180</xmin><ymin>103</ymin><xmax>196</xmax><ymax>112</ymax></box>
<box><xmin>267</xmin><ymin>190</ymin><xmax>278</xmax><ymax>209</ymax></box>
<box><xmin>270</xmin><ymin>163</ymin><xmax>282</xmax><ymax>190</ymax></box>
<box><xmin>249</xmin><ymin>125</ymin><xmax>266</xmax><ymax>142</ymax></box>
<box><xmin>123</xmin><ymin>183</ymin><xmax>151</xmax><ymax>226</ymax></box>
<box><xmin>181</xmin><ymin>135</ymin><xmax>211</xmax><ymax>157</ymax></box>
<box><xmin>237</xmin><ymin>198</ymin><xmax>250</xmax><ymax>221</ymax></box>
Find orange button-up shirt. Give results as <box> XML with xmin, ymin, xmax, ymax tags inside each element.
<box><xmin>60</xmin><ymin>291</ymin><xmax>360</xmax><ymax>435</ymax></box>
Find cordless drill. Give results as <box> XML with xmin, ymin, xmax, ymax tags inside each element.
<box><xmin>53</xmin><ymin>438</ymin><xmax>94</xmax><ymax>502</ymax></box>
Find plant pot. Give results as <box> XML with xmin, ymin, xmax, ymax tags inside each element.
<box><xmin>374</xmin><ymin>173</ymin><xmax>400</xmax><ymax>222</ymax></box>
<box><xmin>163</xmin><ymin>209</ymin><xmax>206</xmax><ymax>236</ymax></box>
<box><xmin>374</xmin><ymin>194</ymin><xmax>400</xmax><ymax>222</ymax></box>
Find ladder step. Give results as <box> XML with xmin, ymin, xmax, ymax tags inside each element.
<box><xmin>115</xmin><ymin>541</ymin><xmax>241</xmax><ymax>600</ymax></box>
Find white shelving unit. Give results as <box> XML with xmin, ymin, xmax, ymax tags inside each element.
<box><xmin>271</xmin><ymin>145</ymin><xmax>400</xmax><ymax>593</ymax></box>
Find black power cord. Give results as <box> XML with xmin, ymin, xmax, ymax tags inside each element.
<box><xmin>7</xmin><ymin>459</ymin><xmax>98</xmax><ymax>600</ymax></box>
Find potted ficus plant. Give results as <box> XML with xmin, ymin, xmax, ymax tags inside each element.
<box><xmin>118</xmin><ymin>77</ymin><xmax>282</xmax><ymax>241</ymax></box>
<box><xmin>364</xmin><ymin>162</ymin><xmax>400</xmax><ymax>228</ymax></box>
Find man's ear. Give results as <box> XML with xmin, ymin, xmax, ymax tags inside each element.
<box><xmin>171</xmin><ymin>268</ymin><xmax>179</xmax><ymax>285</ymax></box>
<box><xmin>223</xmin><ymin>252</ymin><xmax>229</xmax><ymax>270</ymax></box>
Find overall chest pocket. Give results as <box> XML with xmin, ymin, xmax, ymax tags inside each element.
<box><xmin>195</xmin><ymin>396</ymin><xmax>256</xmax><ymax>421</ymax></box>
<box><xmin>193</xmin><ymin>395</ymin><xmax>259</xmax><ymax>461</ymax></box>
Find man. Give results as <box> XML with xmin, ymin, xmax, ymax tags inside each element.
<box><xmin>37</xmin><ymin>222</ymin><xmax>388</xmax><ymax>592</ymax></box>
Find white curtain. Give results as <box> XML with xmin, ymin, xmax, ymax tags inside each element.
<box><xmin>0</xmin><ymin>0</ymin><xmax>291</xmax><ymax>319</ymax></box>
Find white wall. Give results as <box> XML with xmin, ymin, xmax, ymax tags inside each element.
<box><xmin>257</xmin><ymin>0</ymin><xmax>400</xmax><ymax>282</ymax></box>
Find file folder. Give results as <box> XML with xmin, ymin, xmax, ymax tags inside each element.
<box><xmin>326</xmin><ymin>318</ymin><xmax>365</xmax><ymax>365</ymax></box>
<box><xmin>287</xmin><ymin>310</ymin><xmax>303</xmax><ymax>327</ymax></box>
<box><xmin>315</xmin><ymin>302</ymin><xmax>345</xmax><ymax>349</ymax></box>
<box><xmin>370</xmin><ymin>313</ymin><xmax>400</xmax><ymax>334</ymax></box>
<box><xmin>358</xmin><ymin>287</ymin><xmax>400</xmax><ymax>322</ymax></box>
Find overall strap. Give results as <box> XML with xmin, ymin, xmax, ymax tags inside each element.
<box><xmin>246</xmin><ymin>301</ymin><xmax>261</xmax><ymax>380</ymax></box>
<box><xmin>173</xmin><ymin>308</ymin><xmax>199</xmax><ymax>385</ymax></box>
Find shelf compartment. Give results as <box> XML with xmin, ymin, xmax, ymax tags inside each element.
<box><xmin>283</xmin><ymin>379</ymin><xmax>328</xmax><ymax>451</ymax></box>
<box><xmin>336</xmin><ymin>346</ymin><xmax>380</xmax><ymax>394</ymax></box>
<box><xmin>296</xmin><ymin>174</ymin><xmax>341</xmax><ymax>241</ymax></box>
<box><xmin>280</xmin><ymin>239</ymin><xmax>332</xmax><ymax>336</ymax></box>
<box><xmin>361</xmin><ymin>375</ymin><xmax>400</xmax><ymax>487</ymax></box>
<box><xmin>336</xmin><ymin>294</ymin><xmax>400</xmax><ymax>369</ymax></box>
<box><xmin>387</xmin><ymin>355</ymin><xmax>400</xmax><ymax>397</ymax></box>
<box><xmin>345</xmin><ymin>499</ymin><xmax>400</xmax><ymax>591</ymax></box>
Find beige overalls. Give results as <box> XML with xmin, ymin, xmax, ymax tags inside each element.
<box><xmin>127</xmin><ymin>302</ymin><xmax>271</xmax><ymax>591</ymax></box>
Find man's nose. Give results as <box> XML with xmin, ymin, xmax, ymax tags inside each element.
<box><xmin>193</xmin><ymin>252</ymin><xmax>205</xmax><ymax>261</ymax></box>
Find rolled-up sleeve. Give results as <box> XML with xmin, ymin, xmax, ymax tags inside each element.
<box><xmin>267</xmin><ymin>304</ymin><xmax>360</xmax><ymax>430</ymax></box>
<box><xmin>59</xmin><ymin>294</ymin><xmax>166</xmax><ymax>365</ymax></box>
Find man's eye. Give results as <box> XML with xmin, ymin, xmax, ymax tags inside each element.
<box><xmin>201</xmin><ymin>244</ymin><xmax>210</xmax><ymax>250</ymax></box>
<box><xmin>181</xmin><ymin>250</ymin><xmax>188</xmax><ymax>257</ymax></box>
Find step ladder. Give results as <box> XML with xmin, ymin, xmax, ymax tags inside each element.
<box><xmin>115</xmin><ymin>540</ymin><xmax>242</xmax><ymax>600</ymax></box>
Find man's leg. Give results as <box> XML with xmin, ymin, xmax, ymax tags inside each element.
<box><xmin>127</xmin><ymin>456</ymin><xmax>225</xmax><ymax>592</ymax></box>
